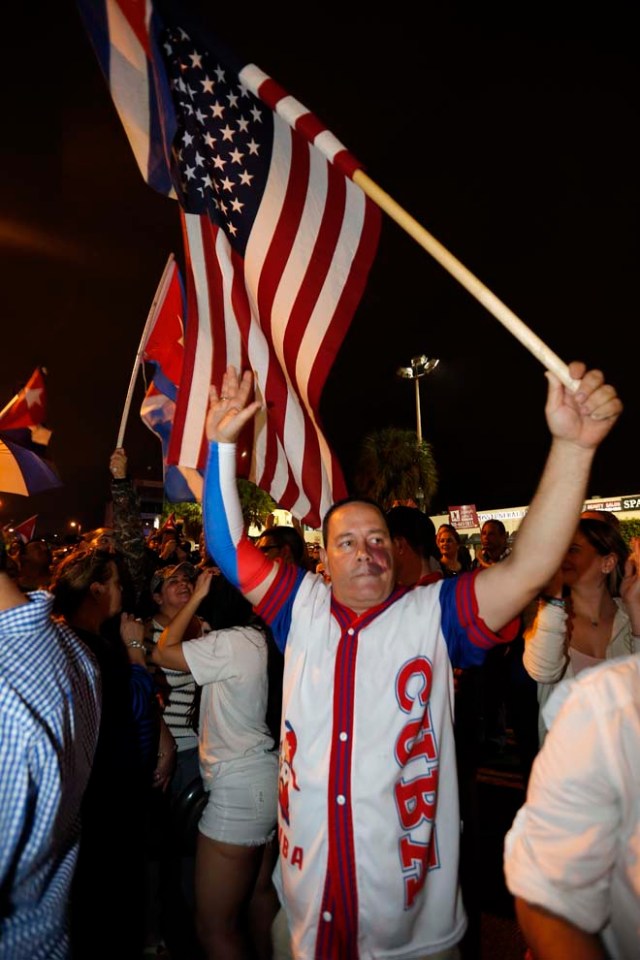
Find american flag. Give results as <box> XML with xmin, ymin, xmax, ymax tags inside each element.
<box><xmin>78</xmin><ymin>0</ymin><xmax>381</xmax><ymax>526</ymax></box>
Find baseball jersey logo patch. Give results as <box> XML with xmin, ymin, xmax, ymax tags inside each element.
<box><xmin>279</xmin><ymin>719</ymin><xmax>300</xmax><ymax>826</ymax></box>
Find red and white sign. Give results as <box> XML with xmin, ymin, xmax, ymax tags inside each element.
<box><xmin>448</xmin><ymin>505</ymin><xmax>479</xmax><ymax>530</ymax></box>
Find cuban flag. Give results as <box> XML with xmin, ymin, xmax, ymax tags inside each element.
<box><xmin>139</xmin><ymin>257</ymin><xmax>203</xmax><ymax>502</ymax></box>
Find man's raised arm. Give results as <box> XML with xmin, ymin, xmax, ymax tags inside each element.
<box><xmin>202</xmin><ymin>366</ymin><xmax>279</xmax><ymax>607</ymax></box>
<box><xmin>475</xmin><ymin>362</ymin><xmax>622</xmax><ymax>632</ymax></box>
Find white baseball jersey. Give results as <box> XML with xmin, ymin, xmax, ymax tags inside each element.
<box><xmin>256</xmin><ymin>565</ymin><xmax>516</xmax><ymax>959</ymax></box>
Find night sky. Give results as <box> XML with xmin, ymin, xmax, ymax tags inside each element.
<box><xmin>1</xmin><ymin>5</ymin><xmax>637</xmax><ymax>535</ymax></box>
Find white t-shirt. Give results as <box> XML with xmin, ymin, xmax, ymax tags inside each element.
<box><xmin>182</xmin><ymin>624</ymin><xmax>275</xmax><ymax>785</ymax></box>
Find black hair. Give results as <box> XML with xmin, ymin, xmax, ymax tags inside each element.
<box><xmin>187</xmin><ymin>576</ymin><xmax>284</xmax><ymax>743</ymax></box>
<box><xmin>482</xmin><ymin>518</ymin><xmax>507</xmax><ymax>537</ymax></box>
<box><xmin>386</xmin><ymin>505</ymin><xmax>437</xmax><ymax>560</ymax></box>
<box><xmin>258</xmin><ymin>525</ymin><xmax>306</xmax><ymax>566</ymax></box>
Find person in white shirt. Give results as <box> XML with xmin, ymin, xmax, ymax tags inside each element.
<box><xmin>152</xmin><ymin>568</ymin><xmax>279</xmax><ymax>960</ymax></box>
<box><xmin>504</xmin><ymin>645</ymin><xmax>640</xmax><ymax>960</ymax></box>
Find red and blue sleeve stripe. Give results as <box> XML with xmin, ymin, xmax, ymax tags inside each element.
<box><xmin>255</xmin><ymin>563</ymin><xmax>306</xmax><ymax>653</ymax></box>
<box><xmin>440</xmin><ymin>571</ymin><xmax>520</xmax><ymax>667</ymax></box>
<box><xmin>203</xmin><ymin>442</ymin><xmax>273</xmax><ymax>593</ymax></box>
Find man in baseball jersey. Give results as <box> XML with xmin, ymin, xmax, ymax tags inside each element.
<box><xmin>202</xmin><ymin>362</ymin><xmax>621</xmax><ymax>960</ymax></box>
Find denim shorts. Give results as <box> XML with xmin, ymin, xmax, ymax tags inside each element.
<box><xmin>198</xmin><ymin>751</ymin><xmax>278</xmax><ymax>846</ymax></box>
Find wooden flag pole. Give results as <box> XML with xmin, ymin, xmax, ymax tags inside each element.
<box><xmin>116</xmin><ymin>252</ymin><xmax>176</xmax><ymax>449</ymax></box>
<box><xmin>353</xmin><ymin>170</ymin><xmax>579</xmax><ymax>392</ymax></box>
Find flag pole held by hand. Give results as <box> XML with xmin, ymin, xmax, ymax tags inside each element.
<box><xmin>353</xmin><ymin>171</ymin><xmax>580</xmax><ymax>392</ymax></box>
<box><xmin>116</xmin><ymin>253</ymin><xmax>176</xmax><ymax>449</ymax></box>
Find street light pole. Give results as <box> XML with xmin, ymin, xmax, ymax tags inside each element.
<box><xmin>396</xmin><ymin>355</ymin><xmax>440</xmax><ymax>444</ymax></box>
<box><xmin>414</xmin><ymin>378</ymin><xmax>422</xmax><ymax>444</ymax></box>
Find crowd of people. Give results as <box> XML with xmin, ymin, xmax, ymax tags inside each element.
<box><xmin>1</xmin><ymin>359</ymin><xmax>638</xmax><ymax>960</ymax></box>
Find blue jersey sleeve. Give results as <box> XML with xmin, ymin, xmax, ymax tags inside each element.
<box><xmin>439</xmin><ymin>572</ymin><xmax>520</xmax><ymax>668</ymax></box>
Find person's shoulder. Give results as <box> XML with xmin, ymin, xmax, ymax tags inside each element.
<box><xmin>578</xmin><ymin>653</ymin><xmax>640</xmax><ymax>698</ymax></box>
<box><xmin>288</xmin><ymin>569</ymin><xmax>331</xmax><ymax>615</ymax></box>
<box><xmin>613</xmin><ymin>596</ymin><xmax>632</xmax><ymax>627</ymax></box>
<box><xmin>301</xmin><ymin>568</ymin><xmax>330</xmax><ymax>596</ymax></box>
<box><xmin>401</xmin><ymin>574</ymin><xmax>446</xmax><ymax>608</ymax></box>
<box><xmin>545</xmin><ymin>653</ymin><xmax>640</xmax><ymax>730</ymax></box>
<box><xmin>0</xmin><ymin>589</ymin><xmax>54</xmax><ymax>626</ymax></box>
<box><xmin>0</xmin><ymin>671</ymin><xmax>34</xmax><ymax>725</ymax></box>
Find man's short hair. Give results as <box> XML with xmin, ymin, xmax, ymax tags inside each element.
<box><xmin>322</xmin><ymin>496</ymin><xmax>387</xmax><ymax>546</ymax></box>
<box><xmin>386</xmin><ymin>506</ymin><xmax>437</xmax><ymax>560</ymax></box>
<box><xmin>258</xmin><ymin>526</ymin><xmax>306</xmax><ymax>566</ymax></box>
<box><xmin>482</xmin><ymin>518</ymin><xmax>507</xmax><ymax>537</ymax></box>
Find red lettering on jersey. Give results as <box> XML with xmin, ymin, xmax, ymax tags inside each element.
<box><xmin>394</xmin><ymin>655</ymin><xmax>440</xmax><ymax>904</ymax></box>
<box><xmin>396</xmin><ymin>657</ymin><xmax>433</xmax><ymax>712</ymax></box>
<box><xmin>278</xmin><ymin>826</ymin><xmax>304</xmax><ymax>869</ymax></box>
<box><xmin>395</xmin><ymin>716</ymin><xmax>437</xmax><ymax>765</ymax></box>
<box><xmin>399</xmin><ymin>828</ymin><xmax>439</xmax><ymax>907</ymax></box>
<box><xmin>395</xmin><ymin>767</ymin><xmax>439</xmax><ymax>830</ymax></box>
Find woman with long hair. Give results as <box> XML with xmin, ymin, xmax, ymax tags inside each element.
<box><xmin>436</xmin><ymin>523</ymin><xmax>472</xmax><ymax>576</ymax></box>
<box><xmin>523</xmin><ymin>519</ymin><xmax>640</xmax><ymax>742</ymax></box>
<box><xmin>51</xmin><ymin>547</ymin><xmax>159</xmax><ymax>959</ymax></box>
<box><xmin>152</xmin><ymin>567</ymin><xmax>280</xmax><ymax>960</ymax></box>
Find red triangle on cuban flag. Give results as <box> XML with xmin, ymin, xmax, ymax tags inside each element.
<box><xmin>142</xmin><ymin>257</ymin><xmax>185</xmax><ymax>389</ymax></box>
<box><xmin>158</xmin><ymin>512</ymin><xmax>176</xmax><ymax>534</ymax></box>
<box><xmin>11</xmin><ymin>514</ymin><xmax>38</xmax><ymax>544</ymax></box>
<box><xmin>0</xmin><ymin>368</ymin><xmax>47</xmax><ymax>431</ymax></box>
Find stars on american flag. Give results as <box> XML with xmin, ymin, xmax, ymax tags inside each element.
<box><xmin>162</xmin><ymin>27</ymin><xmax>270</xmax><ymax>254</ymax></box>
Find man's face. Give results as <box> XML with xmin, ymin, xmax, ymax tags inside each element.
<box><xmin>481</xmin><ymin>522</ymin><xmax>507</xmax><ymax>561</ymax></box>
<box><xmin>321</xmin><ymin>503</ymin><xmax>395</xmax><ymax>614</ymax></box>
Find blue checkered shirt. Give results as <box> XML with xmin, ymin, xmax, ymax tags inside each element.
<box><xmin>0</xmin><ymin>591</ymin><xmax>100</xmax><ymax>959</ymax></box>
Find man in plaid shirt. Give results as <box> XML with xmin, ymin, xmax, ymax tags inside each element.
<box><xmin>0</xmin><ymin>537</ymin><xmax>100</xmax><ymax>959</ymax></box>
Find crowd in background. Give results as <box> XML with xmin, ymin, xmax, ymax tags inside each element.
<box><xmin>1</xmin><ymin>440</ymin><xmax>639</xmax><ymax>960</ymax></box>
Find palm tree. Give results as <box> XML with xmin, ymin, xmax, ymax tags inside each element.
<box><xmin>353</xmin><ymin>427</ymin><xmax>439</xmax><ymax>512</ymax></box>
<box><xmin>237</xmin><ymin>479</ymin><xmax>278</xmax><ymax>531</ymax></box>
<box><xmin>160</xmin><ymin>480</ymin><xmax>277</xmax><ymax>536</ymax></box>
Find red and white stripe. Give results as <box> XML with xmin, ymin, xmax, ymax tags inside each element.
<box><xmin>168</xmin><ymin>80</ymin><xmax>380</xmax><ymax>527</ymax></box>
